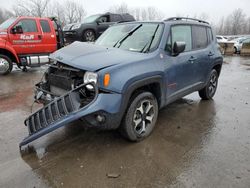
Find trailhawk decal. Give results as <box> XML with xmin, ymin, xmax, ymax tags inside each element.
<box><xmin>13</xmin><ymin>34</ymin><xmax>41</xmax><ymax>44</ymax></box>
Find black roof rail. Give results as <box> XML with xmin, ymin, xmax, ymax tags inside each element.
<box><xmin>165</xmin><ymin>17</ymin><xmax>209</xmax><ymax>25</ymax></box>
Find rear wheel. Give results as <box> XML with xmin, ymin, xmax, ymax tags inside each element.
<box><xmin>121</xmin><ymin>92</ymin><xmax>159</xmax><ymax>141</ymax></box>
<box><xmin>82</xmin><ymin>30</ymin><xmax>96</xmax><ymax>42</ymax></box>
<box><xmin>0</xmin><ymin>55</ymin><xmax>13</xmax><ymax>75</ymax></box>
<box><xmin>234</xmin><ymin>47</ymin><xmax>238</xmax><ymax>54</ymax></box>
<box><xmin>199</xmin><ymin>69</ymin><xmax>218</xmax><ymax>100</ymax></box>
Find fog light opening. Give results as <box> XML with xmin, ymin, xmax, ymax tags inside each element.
<box><xmin>86</xmin><ymin>84</ymin><xmax>94</xmax><ymax>90</ymax></box>
<box><xmin>96</xmin><ymin>114</ymin><xmax>106</xmax><ymax>123</ymax></box>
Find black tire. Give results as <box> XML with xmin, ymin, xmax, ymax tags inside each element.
<box><xmin>82</xmin><ymin>30</ymin><xmax>96</xmax><ymax>42</ymax></box>
<box><xmin>234</xmin><ymin>47</ymin><xmax>238</xmax><ymax>54</ymax></box>
<box><xmin>199</xmin><ymin>69</ymin><xmax>218</xmax><ymax>100</ymax></box>
<box><xmin>0</xmin><ymin>54</ymin><xmax>13</xmax><ymax>75</ymax></box>
<box><xmin>121</xmin><ymin>92</ymin><xmax>159</xmax><ymax>142</ymax></box>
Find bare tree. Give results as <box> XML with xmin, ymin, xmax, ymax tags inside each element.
<box><xmin>140</xmin><ymin>8</ymin><xmax>148</xmax><ymax>20</ymax></box>
<box><xmin>64</xmin><ymin>0</ymin><xmax>86</xmax><ymax>24</ymax></box>
<box><xmin>216</xmin><ymin>17</ymin><xmax>225</xmax><ymax>35</ymax></box>
<box><xmin>108</xmin><ymin>3</ymin><xmax>164</xmax><ymax>21</ymax></box>
<box><xmin>0</xmin><ymin>8</ymin><xmax>14</xmax><ymax>23</ymax></box>
<box><xmin>13</xmin><ymin>0</ymin><xmax>50</xmax><ymax>17</ymax></box>
<box><xmin>246</xmin><ymin>17</ymin><xmax>250</xmax><ymax>34</ymax></box>
<box><xmin>230</xmin><ymin>8</ymin><xmax>246</xmax><ymax>35</ymax></box>
<box><xmin>198</xmin><ymin>13</ymin><xmax>209</xmax><ymax>21</ymax></box>
<box><xmin>109</xmin><ymin>3</ymin><xmax>129</xmax><ymax>14</ymax></box>
<box><xmin>147</xmin><ymin>6</ymin><xmax>164</xmax><ymax>21</ymax></box>
<box><xmin>46</xmin><ymin>1</ymin><xmax>66</xmax><ymax>25</ymax></box>
<box><xmin>213</xmin><ymin>8</ymin><xmax>250</xmax><ymax>35</ymax></box>
<box><xmin>133</xmin><ymin>8</ymin><xmax>141</xmax><ymax>21</ymax></box>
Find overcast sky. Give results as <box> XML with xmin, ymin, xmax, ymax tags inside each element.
<box><xmin>1</xmin><ymin>0</ymin><xmax>250</xmax><ymax>24</ymax></box>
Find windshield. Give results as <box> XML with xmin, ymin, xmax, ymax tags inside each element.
<box><xmin>95</xmin><ymin>23</ymin><xmax>163</xmax><ymax>53</ymax></box>
<box><xmin>82</xmin><ymin>15</ymin><xmax>100</xmax><ymax>23</ymax></box>
<box><xmin>0</xmin><ymin>17</ymin><xmax>17</xmax><ymax>30</ymax></box>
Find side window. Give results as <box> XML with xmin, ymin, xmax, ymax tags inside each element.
<box><xmin>192</xmin><ymin>26</ymin><xmax>208</xmax><ymax>49</ymax></box>
<box><xmin>243</xmin><ymin>39</ymin><xmax>250</xmax><ymax>43</ymax></box>
<box><xmin>15</xmin><ymin>19</ymin><xmax>38</xmax><ymax>32</ymax></box>
<box><xmin>169</xmin><ymin>25</ymin><xmax>192</xmax><ymax>52</ymax></box>
<box><xmin>112</xmin><ymin>14</ymin><xmax>122</xmax><ymax>22</ymax></box>
<box><xmin>98</xmin><ymin>16</ymin><xmax>109</xmax><ymax>23</ymax></box>
<box><xmin>207</xmin><ymin>28</ymin><xmax>213</xmax><ymax>44</ymax></box>
<box><xmin>40</xmin><ymin>20</ymin><xmax>51</xmax><ymax>33</ymax></box>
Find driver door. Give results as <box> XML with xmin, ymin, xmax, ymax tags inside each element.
<box><xmin>8</xmin><ymin>18</ymin><xmax>43</xmax><ymax>54</ymax></box>
<box><xmin>97</xmin><ymin>15</ymin><xmax>112</xmax><ymax>36</ymax></box>
<box><xmin>164</xmin><ymin>25</ymin><xmax>197</xmax><ymax>99</ymax></box>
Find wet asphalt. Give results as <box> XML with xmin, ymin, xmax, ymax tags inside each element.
<box><xmin>0</xmin><ymin>56</ymin><xmax>250</xmax><ymax>188</ymax></box>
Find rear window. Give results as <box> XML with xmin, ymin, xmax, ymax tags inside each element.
<box><xmin>40</xmin><ymin>20</ymin><xmax>51</xmax><ymax>33</ymax></box>
<box><xmin>192</xmin><ymin>26</ymin><xmax>208</xmax><ymax>49</ymax></box>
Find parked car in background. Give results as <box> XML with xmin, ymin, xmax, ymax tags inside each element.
<box><xmin>216</xmin><ymin>35</ymin><xmax>228</xmax><ymax>43</ymax></box>
<box><xmin>0</xmin><ymin>16</ymin><xmax>64</xmax><ymax>75</ymax></box>
<box><xmin>20</xmin><ymin>17</ymin><xmax>223</xmax><ymax>147</ymax></box>
<box><xmin>63</xmin><ymin>12</ymin><xmax>135</xmax><ymax>43</ymax></box>
<box><xmin>233</xmin><ymin>37</ymin><xmax>250</xmax><ymax>53</ymax></box>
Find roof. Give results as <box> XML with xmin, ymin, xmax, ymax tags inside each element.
<box><xmin>163</xmin><ymin>17</ymin><xmax>210</xmax><ymax>27</ymax></box>
<box><xmin>17</xmin><ymin>16</ymin><xmax>51</xmax><ymax>20</ymax></box>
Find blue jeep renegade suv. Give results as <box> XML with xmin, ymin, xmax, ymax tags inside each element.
<box><xmin>20</xmin><ymin>17</ymin><xmax>223</xmax><ymax>147</ymax></box>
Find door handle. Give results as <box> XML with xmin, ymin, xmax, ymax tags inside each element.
<box><xmin>188</xmin><ymin>56</ymin><xmax>197</xmax><ymax>62</ymax></box>
<box><xmin>208</xmin><ymin>52</ymin><xmax>214</xmax><ymax>56</ymax></box>
<box><xmin>38</xmin><ymin>35</ymin><xmax>42</xmax><ymax>40</ymax></box>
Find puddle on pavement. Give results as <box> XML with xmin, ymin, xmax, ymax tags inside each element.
<box><xmin>1</xmin><ymin>56</ymin><xmax>250</xmax><ymax>187</ymax></box>
<box><xmin>0</xmin><ymin>88</ymin><xmax>33</xmax><ymax>112</ymax></box>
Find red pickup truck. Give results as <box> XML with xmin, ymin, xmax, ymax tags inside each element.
<box><xmin>0</xmin><ymin>16</ymin><xmax>64</xmax><ymax>75</ymax></box>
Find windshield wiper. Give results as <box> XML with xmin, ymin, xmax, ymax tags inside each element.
<box><xmin>140</xmin><ymin>24</ymin><xmax>160</xmax><ymax>53</ymax></box>
<box><xmin>113</xmin><ymin>24</ymin><xmax>143</xmax><ymax>48</ymax></box>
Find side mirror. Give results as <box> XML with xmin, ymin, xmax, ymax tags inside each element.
<box><xmin>96</xmin><ymin>20</ymin><xmax>100</xmax><ymax>25</ymax></box>
<box><xmin>11</xmin><ymin>27</ymin><xmax>17</xmax><ymax>34</ymax></box>
<box><xmin>11</xmin><ymin>25</ymin><xmax>23</xmax><ymax>34</ymax></box>
<box><xmin>173</xmin><ymin>41</ymin><xmax>186</xmax><ymax>56</ymax></box>
<box><xmin>16</xmin><ymin>25</ymin><xmax>23</xmax><ymax>34</ymax></box>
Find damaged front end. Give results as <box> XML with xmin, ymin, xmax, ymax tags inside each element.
<box><xmin>20</xmin><ymin>82</ymin><xmax>98</xmax><ymax>148</ymax></box>
<box><xmin>20</xmin><ymin>61</ymin><xmax>123</xmax><ymax>148</ymax></box>
<box><xmin>20</xmin><ymin>62</ymin><xmax>98</xmax><ymax>148</ymax></box>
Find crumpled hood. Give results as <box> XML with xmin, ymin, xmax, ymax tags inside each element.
<box><xmin>50</xmin><ymin>42</ymin><xmax>148</xmax><ymax>71</ymax></box>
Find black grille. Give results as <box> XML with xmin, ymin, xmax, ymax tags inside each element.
<box><xmin>25</xmin><ymin>84</ymin><xmax>96</xmax><ymax>135</ymax></box>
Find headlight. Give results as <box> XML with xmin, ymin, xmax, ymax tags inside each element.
<box><xmin>71</xmin><ymin>24</ymin><xmax>81</xmax><ymax>30</ymax></box>
<box><xmin>84</xmin><ymin>71</ymin><xmax>98</xmax><ymax>84</ymax></box>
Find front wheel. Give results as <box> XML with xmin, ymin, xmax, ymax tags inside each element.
<box><xmin>121</xmin><ymin>92</ymin><xmax>159</xmax><ymax>141</ymax></box>
<box><xmin>199</xmin><ymin>69</ymin><xmax>218</xmax><ymax>100</ymax></box>
<box><xmin>0</xmin><ymin>55</ymin><xmax>13</xmax><ymax>75</ymax></box>
<box><xmin>82</xmin><ymin>30</ymin><xmax>96</xmax><ymax>42</ymax></box>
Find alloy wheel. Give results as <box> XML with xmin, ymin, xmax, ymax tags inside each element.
<box><xmin>133</xmin><ymin>100</ymin><xmax>155</xmax><ymax>135</ymax></box>
<box><xmin>85</xmin><ymin>31</ymin><xmax>95</xmax><ymax>42</ymax></box>
<box><xmin>0</xmin><ymin>57</ymin><xmax>10</xmax><ymax>74</ymax></box>
<box><xmin>208</xmin><ymin>72</ymin><xmax>217</xmax><ymax>97</ymax></box>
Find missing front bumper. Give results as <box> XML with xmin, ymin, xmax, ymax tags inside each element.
<box><xmin>20</xmin><ymin>83</ymin><xmax>97</xmax><ymax>148</ymax></box>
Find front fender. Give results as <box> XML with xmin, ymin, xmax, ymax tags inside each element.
<box><xmin>0</xmin><ymin>39</ymin><xmax>19</xmax><ymax>63</ymax></box>
<box><xmin>120</xmin><ymin>74</ymin><xmax>165</xmax><ymax>113</ymax></box>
